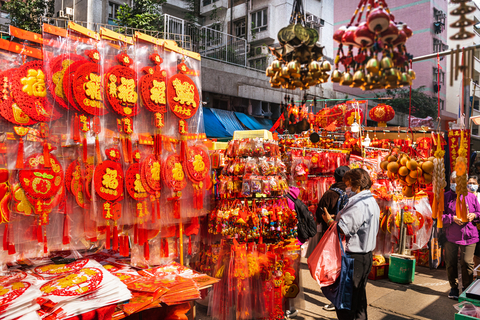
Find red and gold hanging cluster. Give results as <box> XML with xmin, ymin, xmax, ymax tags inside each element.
<box><xmin>369</xmin><ymin>103</ymin><xmax>395</xmax><ymax>127</ymax></box>
<box><xmin>0</xmin><ymin>23</ymin><xmax>208</xmax><ymax>266</ymax></box>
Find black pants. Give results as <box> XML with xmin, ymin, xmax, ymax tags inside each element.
<box><xmin>335</xmin><ymin>251</ymin><xmax>373</xmax><ymax>320</ymax></box>
<box><xmin>445</xmin><ymin>241</ymin><xmax>476</xmax><ymax>290</ymax></box>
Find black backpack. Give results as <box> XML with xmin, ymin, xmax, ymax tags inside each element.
<box><xmin>286</xmin><ymin>192</ymin><xmax>317</xmax><ymax>243</ymax></box>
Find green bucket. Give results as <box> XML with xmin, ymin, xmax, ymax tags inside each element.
<box><xmin>388</xmin><ymin>255</ymin><xmax>416</xmax><ymax>284</ymax></box>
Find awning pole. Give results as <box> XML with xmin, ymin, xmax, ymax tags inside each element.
<box><xmin>412</xmin><ymin>43</ymin><xmax>480</xmax><ymax>63</ymax></box>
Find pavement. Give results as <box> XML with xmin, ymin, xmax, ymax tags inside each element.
<box><xmin>196</xmin><ymin>259</ymin><xmax>459</xmax><ymax>320</ymax></box>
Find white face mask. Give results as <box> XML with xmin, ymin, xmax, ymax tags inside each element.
<box><xmin>451</xmin><ymin>183</ymin><xmax>457</xmax><ymax>193</ymax></box>
<box><xmin>468</xmin><ymin>184</ymin><xmax>479</xmax><ymax>193</ymax></box>
<box><xmin>346</xmin><ymin>187</ymin><xmax>355</xmax><ymax>197</ymax></box>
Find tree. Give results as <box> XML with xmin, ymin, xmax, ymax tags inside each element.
<box><xmin>375</xmin><ymin>86</ymin><xmax>439</xmax><ymax>119</ymax></box>
<box><xmin>115</xmin><ymin>0</ymin><xmax>165</xmax><ymax>31</ymax></box>
<box><xmin>3</xmin><ymin>0</ymin><xmax>55</xmax><ymax>34</ymax></box>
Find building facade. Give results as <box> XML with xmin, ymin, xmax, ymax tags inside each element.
<box><xmin>53</xmin><ymin>0</ymin><xmax>129</xmax><ymax>26</ymax></box>
<box><xmin>446</xmin><ymin>1</ymin><xmax>480</xmax><ymax>150</ymax></box>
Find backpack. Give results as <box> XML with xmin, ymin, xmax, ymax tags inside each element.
<box><xmin>331</xmin><ymin>187</ymin><xmax>349</xmax><ymax>215</ymax></box>
<box><xmin>286</xmin><ymin>193</ymin><xmax>317</xmax><ymax>243</ymax></box>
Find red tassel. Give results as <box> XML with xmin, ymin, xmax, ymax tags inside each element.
<box><xmin>156</xmin><ymin>200</ymin><xmax>160</xmax><ymax>220</ymax></box>
<box><xmin>126</xmin><ymin>137</ymin><xmax>133</xmax><ymax>163</ymax></box>
<box><xmin>43</xmin><ymin>141</ymin><xmax>51</xmax><ymax>168</ymax></box>
<box><xmin>173</xmin><ymin>200</ymin><xmax>180</xmax><ymax>219</ymax></box>
<box><xmin>144</xmin><ymin>242</ymin><xmax>150</xmax><ymax>260</ymax></box>
<box><xmin>151</xmin><ymin>201</ymin><xmax>156</xmax><ymax>224</ymax></box>
<box><xmin>43</xmin><ymin>233</ymin><xmax>47</xmax><ymax>254</ymax></box>
<box><xmin>95</xmin><ymin>137</ymin><xmax>102</xmax><ymax>164</ymax></box>
<box><xmin>82</xmin><ymin>134</ymin><xmax>88</xmax><ymax>163</ymax></box>
<box><xmin>73</xmin><ymin>114</ymin><xmax>80</xmax><ymax>142</ymax></box>
<box><xmin>121</xmin><ymin>137</ymin><xmax>128</xmax><ymax>163</ymax></box>
<box><xmin>188</xmin><ymin>236</ymin><xmax>192</xmax><ymax>255</ymax></box>
<box><xmin>134</xmin><ymin>224</ymin><xmax>138</xmax><ymax>245</ymax></box>
<box><xmin>3</xmin><ymin>224</ymin><xmax>8</xmax><ymax>251</ymax></box>
<box><xmin>163</xmin><ymin>239</ymin><xmax>169</xmax><ymax>257</ymax></box>
<box><xmin>105</xmin><ymin>223</ymin><xmax>110</xmax><ymax>249</ymax></box>
<box><xmin>7</xmin><ymin>225</ymin><xmax>14</xmax><ymax>254</ymax></box>
<box><xmin>180</xmin><ymin>139</ymin><xmax>187</xmax><ymax>162</ymax></box>
<box><xmin>63</xmin><ymin>214</ymin><xmax>69</xmax><ymax>245</ymax></box>
<box><xmin>37</xmin><ymin>224</ymin><xmax>43</xmax><ymax>243</ymax></box>
<box><xmin>124</xmin><ymin>235</ymin><xmax>129</xmax><ymax>256</ymax></box>
<box><xmin>16</xmin><ymin>138</ymin><xmax>24</xmax><ymax>169</ymax></box>
<box><xmin>113</xmin><ymin>224</ymin><xmax>118</xmax><ymax>250</ymax></box>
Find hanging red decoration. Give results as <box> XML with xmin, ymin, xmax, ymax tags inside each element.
<box><xmin>11</xmin><ymin>61</ymin><xmax>62</xmax><ymax>122</ymax></box>
<box><xmin>184</xmin><ymin>144</ymin><xmax>210</xmax><ymax>209</ymax></box>
<box><xmin>63</xmin><ymin>60</ymin><xmax>88</xmax><ymax>112</ymax></box>
<box><xmin>126</xmin><ymin>163</ymin><xmax>149</xmax><ymax>201</ymax></box>
<box><xmin>0</xmin><ymin>70</ymin><xmax>37</xmax><ymax>125</ymax></box>
<box><xmin>163</xmin><ymin>154</ymin><xmax>187</xmax><ymax>192</ymax></box>
<box><xmin>104</xmin><ymin>53</ymin><xmax>139</xmax><ymax>117</ymax></box>
<box><xmin>141</xmin><ymin>155</ymin><xmax>162</xmax><ymax>192</ymax></box>
<box><xmin>48</xmin><ymin>54</ymin><xmax>86</xmax><ymax>110</ymax></box>
<box><xmin>72</xmin><ymin>61</ymin><xmax>108</xmax><ymax>115</ymax></box>
<box><xmin>167</xmin><ymin>74</ymin><xmax>200</xmax><ymax>120</ymax></box>
<box><xmin>369</xmin><ymin>103</ymin><xmax>395</xmax><ymax>127</ymax></box>
<box><xmin>18</xmin><ymin>153</ymin><xmax>64</xmax><ymax>200</ymax></box>
<box><xmin>94</xmin><ymin>157</ymin><xmax>124</xmax><ymax>202</ymax></box>
<box><xmin>139</xmin><ymin>66</ymin><xmax>167</xmax><ymax>114</ymax></box>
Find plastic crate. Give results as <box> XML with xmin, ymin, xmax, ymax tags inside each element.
<box><xmin>388</xmin><ymin>254</ymin><xmax>415</xmax><ymax>284</ymax></box>
<box><xmin>459</xmin><ymin>280</ymin><xmax>480</xmax><ymax>307</ymax></box>
<box><xmin>368</xmin><ymin>263</ymin><xmax>389</xmax><ymax>281</ymax></box>
<box><xmin>233</xmin><ymin>130</ymin><xmax>273</xmax><ymax>140</ymax></box>
<box><xmin>455</xmin><ymin>312</ymin><xmax>479</xmax><ymax>319</ymax></box>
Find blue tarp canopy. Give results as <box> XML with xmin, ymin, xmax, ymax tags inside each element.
<box><xmin>234</xmin><ymin>112</ymin><xmax>273</xmax><ymax>130</ymax></box>
<box><xmin>210</xmin><ymin>108</ymin><xmax>245</xmax><ymax>136</ymax></box>
<box><xmin>203</xmin><ymin>108</ymin><xmax>231</xmax><ymax>138</ymax></box>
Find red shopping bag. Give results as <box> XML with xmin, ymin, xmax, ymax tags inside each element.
<box><xmin>307</xmin><ymin>221</ymin><xmax>342</xmax><ymax>287</ymax></box>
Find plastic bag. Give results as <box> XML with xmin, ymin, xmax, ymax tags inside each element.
<box><xmin>307</xmin><ymin>221</ymin><xmax>341</xmax><ymax>287</ymax></box>
<box><xmin>454</xmin><ymin>301</ymin><xmax>480</xmax><ymax>318</ymax></box>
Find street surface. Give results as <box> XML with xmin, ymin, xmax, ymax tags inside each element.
<box><xmin>196</xmin><ymin>258</ymin><xmax>457</xmax><ymax>320</ymax></box>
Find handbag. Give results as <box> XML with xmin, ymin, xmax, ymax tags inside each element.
<box><xmin>321</xmin><ymin>225</ymin><xmax>354</xmax><ymax>310</ymax></box>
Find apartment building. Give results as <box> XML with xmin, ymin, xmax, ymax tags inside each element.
<box><xmin>53</xmin><ymin>0</ymin><xmax>129</xmax><ymax>26</ymax></box>
<box><xmin>446</xmin><ymin>1</ymin><xmax>480</xmax><ymax>150</ymax></box>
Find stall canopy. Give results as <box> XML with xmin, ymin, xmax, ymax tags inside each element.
<box><xmin>234</xmin><ymin>112</ymin><xmax>273</xmax><ymax>130</ymax></box>
<box><xmin>209</xmin><ymin>108</ymin><xmax>245</xmax><ymax>136</ymax></box>
<box><xmin>203</xmin><ymin>108</ymin><xmax>232</xmax><ymax>138</ymax></box>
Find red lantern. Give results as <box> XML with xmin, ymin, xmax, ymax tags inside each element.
<box><xmin>369</xmin><ymin>103</ymin><xmax>395</xmax><ymax>127</ymax></box>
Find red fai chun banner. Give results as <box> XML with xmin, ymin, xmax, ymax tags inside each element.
<box><xmin>448</xmin><ymin>129</ymin><xmax>471</xmax><ymax>172</ymax></box>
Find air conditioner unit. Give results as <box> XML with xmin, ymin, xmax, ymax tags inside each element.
<box><xmin>306</xmin><ymin>15</ymin><xmax>318</xmax><ymax>24</ymax></box>
<box><xmin>57</xmin><ymin>10</ymin><xmax>65</xmax><ymax>18</ymax></box>
<box><xmin>65</xmin><ymin>7</ymin><xmax>74</xmax><ymax>16</ymax></box>
<box><xmin>260</xmin><ymin>46</ymin><xmax>269</xmax><ymax>55</ymax></box>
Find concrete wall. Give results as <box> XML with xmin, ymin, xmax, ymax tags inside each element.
<box><xmin>54</xmin><ymin>0</ymin><xmax>128</xmax><ymax>25</ymax></box>
<box><xmin>332</xmin><ymin>0</ymin><xmax>448</xmax><ymax>104</ymax></box>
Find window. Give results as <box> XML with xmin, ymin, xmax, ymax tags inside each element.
<box><xmin>234</xmin><ymin>20</ymin><xmax>246</xmax><ymax>38</ymax></box>
<box><xmin>433</xmin><ymin>8</ymin><xmax>446</xmax><ymax>34</ymax></box>
<box><xmin>203</xmin><ymin>0</ymin><xmax>218</xmax><ymax>6</ymax></box>
<box><xmin>433</xmin><ymin>67</ymin><xmax>445</xmax><ymax>84</ymax></box>
<box><xmin>433</xmin><ymin>38</ymin><xmax>448</xmax><ymax>53</ymax></box>
<box><xmin>473</xmin><ymin>125</ymin><xmax>479</xmax><ymax>136</ymax></box>
<box><xmin>251</xmin><ymin>9</ymin><xmax>267</xmax><ymax>33</ymax></box>
<box><xmin>108</xmin><ymin>2</ymin><xmax>120</xmax><ymax>20</ymax></box>
<box><xmin>249</xmin><ymin>57</ymin><xmax>267</xmax><ymax>71</ymax></box>
<box><xmin>440</xmin><ymin>99</ymin><xmax>445</xmax><ymax>111</ymax></box>
<box><xmin>205</xmin><ymin>24</ymin><xmax>222</xmax><ymax>47</ymax></box>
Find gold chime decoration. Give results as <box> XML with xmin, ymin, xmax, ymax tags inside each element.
<box><xmin>266</xmin><ymin>0</ymin><xmax>331</xmax><ymax>90</ymax></box>
<box><xmin>449</xmin><ymin>0</ymin><xmax>476</xmax><ymax>41</ymax></box>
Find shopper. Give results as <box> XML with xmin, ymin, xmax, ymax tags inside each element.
<box><xmin>312</xmin><ymin>165</ymin><xmax>350</xmax><ymax>311</ymax></box>
<box><xmin>468</xmin><ymin>176</ymin><xmax>480</xmax><ymax>269</ymax></box>
<box><xmin>444</xmin><ymin>172</ymin><xmax>480</xmax><ymax>299</ymax></box>
<box><xmin>322</xmin><ymin>168</ymin><xmax>380</xmax><ymax>320</ymax></box>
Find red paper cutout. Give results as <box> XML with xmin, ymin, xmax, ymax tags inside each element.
<box><xmin>94</xmin><ymin>160</ymin><xmax>124</xmax><ymax>202</ymax></box>
<box><xmin>163</xmin><ymin>154</ymin><xmax>187</xmax><ymax>192</ymax></box>
<box><xmin>19</xmin><ymin>154</ymin><xmax>64</xmax><ymax>200</ymax></box>
<box><xmin>184</xmin><ymin>145</ymin><xmax>210</xmax><ymax>183</ymax></box>
<box><xmin>72</xmin><ymin>62</ymin><xmax>108</xmax><ymax>115</ymax></box>
<box><xmin>126</xmin><ymin>163</ymin><xmax>148</xmax><ymax>200</ymax></box>
<box><xmin>167</xmin><ymin>74</ymin><xmax>199</xmax><ymax>120</ymax></box>
<box><xmin>0</xmin><ymin>70</ymin><xmax>37</xmax><ymax>125</ymax></box>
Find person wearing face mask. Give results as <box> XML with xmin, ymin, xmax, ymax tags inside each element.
<box><xmin>444</xmin><ymin>172</ymin><xmax>480</xmax><ymax>300</ymax></box>
<box><xmin>467</xmin><ymin>176</ymin><xmax>480</xmax><ymax>268</ymax></box>
<box><xmin>312</xmin><ymin>165</ymin><xmax>350</xmax><ymax>311</ymax></box>
<box><xmin>322</xmin><ymin>168</ymin><xmax>380</xmax><ymax>320</ymax></box>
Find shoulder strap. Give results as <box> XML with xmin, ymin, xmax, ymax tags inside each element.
<box><xmin>285</xmin><ymin>193</ymin><xmax>295</xmax><ymax>202</ymax></box>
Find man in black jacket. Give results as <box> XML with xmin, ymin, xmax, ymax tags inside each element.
<box><xmin>313</xmin><ymin>165</ymin><xmax>350</xmax><ymax>311</ymax></box>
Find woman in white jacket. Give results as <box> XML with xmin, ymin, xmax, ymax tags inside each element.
<box><xmin>322</xmin><ymin>168</ymin><xmax>380</xmax><ymax>320</ymax></box>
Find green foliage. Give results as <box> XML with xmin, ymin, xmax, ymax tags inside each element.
<box><xmin>115</xmin><ymin>0</ymin><xmax>165</xmax><ymax>31</ymax></box>
<box><xmin>3</xmin><ymin>0</ymin><xmax>55</xmax><ymax>34</ymax></box>
<box><xmin>375</xmin><ymin>86</ymin><xmax>438</xmax><ymax>119</ymax></box>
